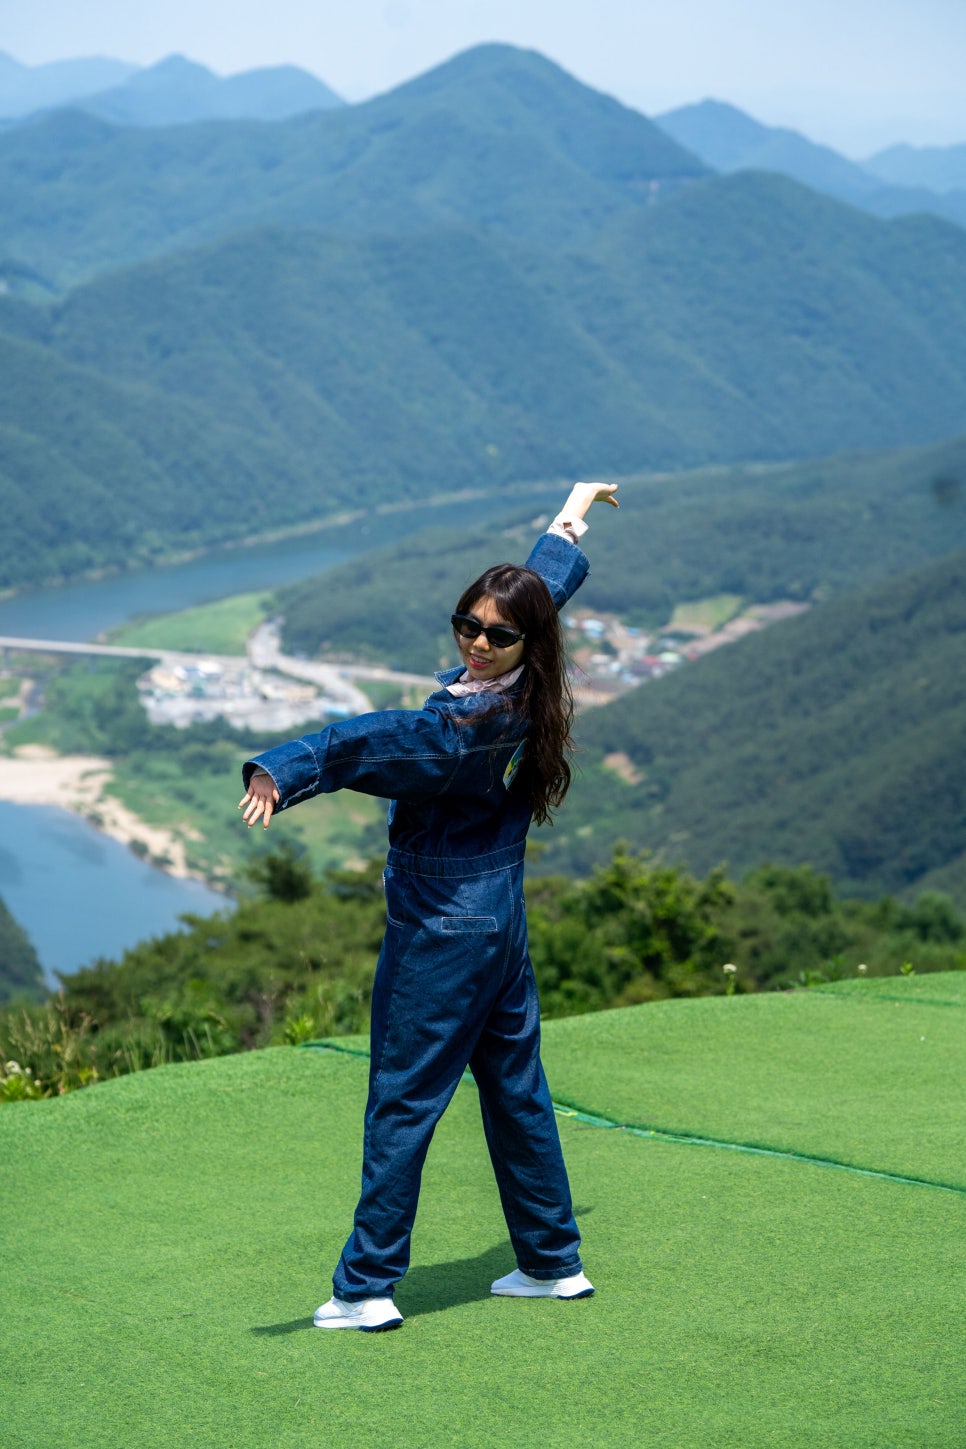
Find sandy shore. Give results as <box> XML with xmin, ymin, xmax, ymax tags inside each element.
<box><xmin>0</xmin><ymin>745</ymin><xmax>202</xmax><ymax>879</ymax></box>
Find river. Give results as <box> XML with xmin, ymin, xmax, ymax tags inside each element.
<box><xmin>0</xmin><ymin>497</ymin><xmax>526</xmax><ymax>987</ymax></box>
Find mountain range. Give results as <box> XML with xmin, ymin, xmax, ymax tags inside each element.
<box><xmin>0</xmin><ymin>45</ymin><xmax>705</xmax><ymax>289</ymax></box>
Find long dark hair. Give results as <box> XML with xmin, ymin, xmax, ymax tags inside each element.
<box><xmin>455</xmin><ymin>563</ymin><xmax>574</xmax><ymax>826</ymax></box>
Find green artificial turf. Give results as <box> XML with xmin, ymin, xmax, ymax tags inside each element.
<box><xmin>3</xmin><ymin>991</ymin><xmax>964</xmax><ymax>1448</ymax></box>
<box><xmin>537</xmin><ymin>975</ymin><xmax>966</xmax><ymax>1191</ymax></box>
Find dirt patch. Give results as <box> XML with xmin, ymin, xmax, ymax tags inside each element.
<box><xmin>603</xmin><ymin>751</ymin><xmax>645</xmax><ymax>786</ymax></box>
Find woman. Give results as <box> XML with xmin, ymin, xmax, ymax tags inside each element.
<box><xmin>239</xmin><ymin>480</ymin><xmax>618</xmax><ymax>1331</ymax></box>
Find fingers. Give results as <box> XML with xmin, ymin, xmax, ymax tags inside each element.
<box><xmin>573</xmin><ymin>481</ymin><xmax>620</xmax><ymax>510</ymax></box>
<box><xmin>238</xmin><ymin>785</ymin><xmax>279</xmax><ymax>828</ymax></box>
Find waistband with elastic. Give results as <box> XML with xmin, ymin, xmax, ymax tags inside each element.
<box><xmin>385</xmin><ymin>841</ymin><xmax>526</xmax><ymax>879</ymax></box>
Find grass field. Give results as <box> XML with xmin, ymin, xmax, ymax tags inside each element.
<box><xmin>3</xmin><ymin>974</ymin><xmax>963</xmax><ymax>1447</ymax></box>
<box><xmin>110</xmin><ymin>591</ymin><xmax>273</xmax><ymax>656</ymax></box>
<box><xmin>668</xmin><ymin>593</ymin><xmax>744</xmax><ymax>634</ymax></box>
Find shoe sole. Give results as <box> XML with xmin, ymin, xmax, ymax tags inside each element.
<box><xmin>491</xmin><ymin>1287</ymin><xmax>595</xmax><ymax>1300</ymax></box>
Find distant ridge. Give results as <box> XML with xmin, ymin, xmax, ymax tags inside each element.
<box><xmin>864</xmin><ymin>141</ymin><xmax>966</xmax><ymax>195</ymax></box>
<box><xmin>0</xmin><ymin>51</ymin><xmax>136</xmax><ymax>117</ymax></box>
<box><xmin>657</xmin><ymin>98</ymin><xmax>966</xmax><ymax>232</ymax></box>
<box><xmin>75</xmin><ymin>54</ymin><xmax>344</xmax><ymax>126</ymax></box>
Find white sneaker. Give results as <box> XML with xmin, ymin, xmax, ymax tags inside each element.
<box><xmin>490</xmin><ymin>1269</ymin><xmax>595</xmax><ymax>1299</ymax></box>
<box><xmin>313</xmin><ymin>1296</ymin><xmax>403</xmax><ymax>1331</ymax></box>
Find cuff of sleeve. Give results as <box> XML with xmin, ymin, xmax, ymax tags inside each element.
<box><xmin>548</xmin><ymin>514</ymin><xmax>589</xmax><ymax>543</ymax></box>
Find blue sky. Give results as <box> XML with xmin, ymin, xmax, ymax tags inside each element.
<box><xmin>2</xmin><ymin>0</ymin><xmax>964</xmax><ymax>155</ymax></box>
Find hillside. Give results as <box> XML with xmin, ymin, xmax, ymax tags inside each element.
<box><xmin>3</xmin><ymin>979</ymin><xmax>963</xmax><ymax>1446</ymax></box>
<box><xmin>543</xmin><ymin>546</ymin><xmax>966</xmax><ymax>903</ymax></box>
<box><xmin>1</xmin><ymin>166</ymin><xmax>965</xmax><ymax>593</ymax></box>
<box><xmin>0</xmin><ymin>324</ymin><xmax>373</xmax><ymax>588</ymax></box>
<box><xmin>0</xmin><ymin>893</ymin><xmax>43</xmax><ymax>1003</ymax></box>
<box><xmin>656</xmin><ymin>99</ymin><xmax>966</xmax><ymax>231</ymax></box>
<box><xmin>0</xmin><ymin>45</ymin><xmax>705</xmax><ymax>288</ymax></box>
<box><xmin>276</xmin><ymin>433</ymin><xmax>966</xmax><ymax>673</ymax></box>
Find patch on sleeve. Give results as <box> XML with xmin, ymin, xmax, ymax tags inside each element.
<box><xmin>503</xmin><ymin>740</ymin><xmax>527</xmax><ymax>790</ymax></box>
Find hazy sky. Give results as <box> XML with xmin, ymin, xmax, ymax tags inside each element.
<box><xmin>3</xmin><ymin>0</ymin><xmax>965</xmax><ymax>156</ymax></box>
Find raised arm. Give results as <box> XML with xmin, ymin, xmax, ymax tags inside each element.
<box><xmin>524</xmin><ymin>481</ymin><xmax>619</xmax><ymax>610</ymax></box>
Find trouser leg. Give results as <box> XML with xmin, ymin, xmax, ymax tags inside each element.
<box><xmin>331</xmin><ymin>938</ymin><xmax>471</xmax><ymax>1301</ymax></box>
<box><xmin>469</xmin><ymin>954</ymin><xmax>583</xmax><ymax>1280</ymax></box>
<box><xmin>332</xmin><ymin>865</ymin><xmax>512</xmax><ymax>1302</ymax></box>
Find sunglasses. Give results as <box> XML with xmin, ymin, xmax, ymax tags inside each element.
<box><xmin>451</xmin><ymin>613</ymin><xmax>526</xmax><ymax>650</ymax></box>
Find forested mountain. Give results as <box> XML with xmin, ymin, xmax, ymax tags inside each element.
<box><xmin>276</xmin><ymin>433</ymin><xmax>966</xmax><ymax>673</ymax></box>
<box><xmin>0</xmin><ymin>895</ymin><xmax>44</xmax><ymax>1004</ymax></box>
<box><xmin>656</xmin><ymin>100</ymin><xmax>966</xmax><ymax>232</ymax></box>
<box><xmin>541</xmin><ymin>547</ymin><xmax>966</xmax><ymax>905</ymax></box>
<box><xmin>0</xmin><ymin>45</ymin><xmax>705</xmax><ymax>289</ymax></box>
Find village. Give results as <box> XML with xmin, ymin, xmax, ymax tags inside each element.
<box><xmin>564</xmin><ymin>598</ymin><xmax>811</xmax><ymax>704</ymax></box>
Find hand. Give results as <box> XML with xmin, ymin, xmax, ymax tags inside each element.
<box><xmin>563</xmin><ymin>482</ymin><xmax>620</xmax><ymax>521</ymax></box>
<box><xmin>238</xmin><ymin>770</ymin><xmax>280</xmax><ymax>829</ymax></box>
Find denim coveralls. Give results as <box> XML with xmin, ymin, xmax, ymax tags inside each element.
<box><xmin>243</xmin><ymin>532</ymin><xmax>589</xmax><ymax>1301</ymax></box>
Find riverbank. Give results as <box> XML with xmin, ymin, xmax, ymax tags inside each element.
<box><xmin>0</xmin><ymin>745</ymin><xmax>206</xmax><ymax>882</ymax></box>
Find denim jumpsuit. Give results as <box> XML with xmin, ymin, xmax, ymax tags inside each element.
<box><xmin>243</xmin><ymin>532</ymin><xmax>589</xmax><ymax>1301</ymax></box>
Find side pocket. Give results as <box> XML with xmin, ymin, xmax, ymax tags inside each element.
<box><xmin>383</xmin><ymin>867</ymin><xmax>406</xmax><ymax>928</ymax></box>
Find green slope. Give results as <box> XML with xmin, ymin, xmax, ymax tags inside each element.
<box><xmin>0</xmin><ymin>45</ymin><xmax>704</xmax><ymax>288</ymax></box>
<box><xmin>547</xmin><ymin>545</ymin><xmax>966</xmax><ymax>900</ymax></box>
<box><xmin>2</xmin><ymin>984</ymin><xmax>962</xmax><ymax>1448</ymax></box>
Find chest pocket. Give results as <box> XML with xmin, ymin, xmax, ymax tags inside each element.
<box><xmin>439</xmin><ymin>915</ymin><xmax>499</xmax><ymax>934</ymax></box>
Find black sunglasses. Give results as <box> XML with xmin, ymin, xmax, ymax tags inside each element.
<box><xmin>451</xmin><ymin>613</ymin><xmax>526</xmax><ymax>650</ymax></box>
